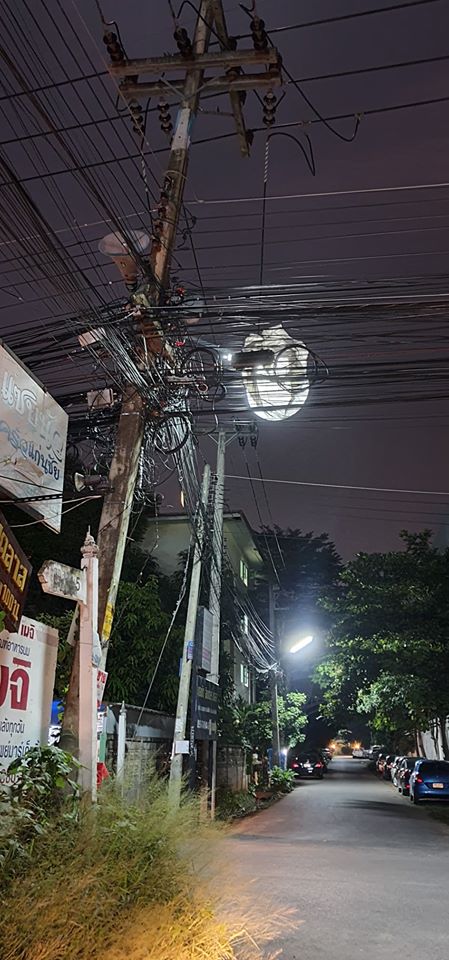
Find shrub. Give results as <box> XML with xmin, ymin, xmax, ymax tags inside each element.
<box><xmin>269</xmin><ymin>766</ymin><xmax>295</xmax><ymax>794</ymax></box>
<box><xmin>216</xmin><ymin>787</ymin><xmax>257</xmax><ymax>820</ymax></box>
<box><xmin>0</xmin><ymin>745</ymin><xmax>79</xmax><ymax>880</ymax></box>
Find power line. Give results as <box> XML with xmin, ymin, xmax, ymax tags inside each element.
<box><xmin>235</xmin><ymin>0</ymin><xmax>443</xmax><ymax>38</ymax></box>
<box><xmin>225</xmin><ymin>475</ymin><xmax>449</xmax><ymax>497</ymax></box>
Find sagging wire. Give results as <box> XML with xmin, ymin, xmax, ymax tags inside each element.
<box><xmin>238</xmin><ymin>2</ymin><xmax>361</xmax><ymax>143</ymax></box>
<box><xmin>260</xmin><ymin>131</ymin><xmax>315</xmax><ymax>286</ymax></box>
<box><xmin>133</xmin><ymin>535</ymin><xmax>193</xmax><ymax>731</ymax></box>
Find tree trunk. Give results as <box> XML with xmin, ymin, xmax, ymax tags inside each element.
<box><xmin>438</xmin><ymin>717</ymin><xmax>449</xmax><ymax>760</ymax></box>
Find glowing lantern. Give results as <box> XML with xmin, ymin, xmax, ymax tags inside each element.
<box><xmin>241</xmin><ymin>325</ymin><xmax>309</xmax><ymax>421</ymax></box>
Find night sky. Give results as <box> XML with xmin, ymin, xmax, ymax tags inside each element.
<box><xmin>1</xmin><ymin>0</ymin><xmax>449</xmax><ymax>559</ymax></box>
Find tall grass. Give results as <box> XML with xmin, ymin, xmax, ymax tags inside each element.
<box><xmin>0</xmin><ymin>774</ymin><xmax>286</xmax><ymax>960</ymax></box>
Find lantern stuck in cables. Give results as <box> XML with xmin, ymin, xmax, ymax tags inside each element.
<box><xmin>238</xmin><ymin>325</ymin><xmax>310</xmax><ymax>421</ymax></box>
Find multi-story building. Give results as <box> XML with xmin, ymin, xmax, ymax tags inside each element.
<box><xmin>140</xmin><ymin>511</ymin><xmax>267</xmax><ymax>703</ymax></box>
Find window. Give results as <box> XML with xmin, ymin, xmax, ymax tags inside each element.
<box><xmin>239</xmin><ymin>558</ymin><xmax>248</xmax><ymax>586</ymax></box>
<box><xmin>241</xmin><ymin>613</ymin><xmax>249</xmax><ymax>635</ymax></box>
<box><xmin>240</xmin><ymin>663</ymin><xmax>249</xmax><ymax>688</ymax></box>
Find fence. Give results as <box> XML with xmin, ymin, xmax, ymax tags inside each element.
<box><xmin>216</xmin><ymin>745</ymin><xmax>248</xmax><ymax>793</ymax></box>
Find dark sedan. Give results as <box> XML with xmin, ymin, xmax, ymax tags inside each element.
<box><xmin>289</xmin><ymin>752</ymin><xmax>325</xmax><ymax>780</ymax></box>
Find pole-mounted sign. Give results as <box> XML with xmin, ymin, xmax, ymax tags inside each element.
<box><xmin>38</xmin><ymin>560</ymin><xmax>87</xmax><ymax>605</ymax></box>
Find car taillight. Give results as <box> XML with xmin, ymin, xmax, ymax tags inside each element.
<box><xmin>315</xmin><ymin>762</ymin><xmax>323</xmax><ymax>768</ymax></box>
<box><xmin>292</xmin><ymin>762</ymin><xmax>299</xmax><ymax>769</ymax></box>
<box><xmin>415</xmin><ymin>776</ymin><xmax>423</xmax><ymax>784</ymax></box>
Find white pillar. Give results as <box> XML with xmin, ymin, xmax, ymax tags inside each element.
<box><xmin>117</xmin><ymin>701</ymin><xmax>126</xmax><ymax>782</ymax></box>
<box><xmin>78</xmin><ymin>530</ymin><xmax>99</xmax><ymax>802</ymax></box>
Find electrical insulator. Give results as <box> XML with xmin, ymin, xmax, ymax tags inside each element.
<box><xmin>129</xmin><ymin>99</ymin><xmax>144</xmax><ymax>137</ymax></box>
<box><xmin>262</xmin><ymin>90</ymin><xmax>277</xmax><ymax>127</ymax></box>
<box><xmin>158</xmin><ymin>100</ymin><xmax>173</xmax><ymax>136</ymax></box>
<box><xmin>174</xmin><ymin>26</ymin><xmax>193</xmax><ymax>57</ymax></box>
<box><xmin>250</xmin><ymin>16</ymin><xmax>268</xmax><ymax>52</ymax></box>
<box><xmin>103</xmin><ymin>31</ymin><xmax>125</xmax><ymax>64</ymax></box>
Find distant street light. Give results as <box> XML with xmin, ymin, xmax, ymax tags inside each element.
<box><xmin>289</xmin><ymin>634</ymin><xmax>314</xmax><ymax>654</ymax></box>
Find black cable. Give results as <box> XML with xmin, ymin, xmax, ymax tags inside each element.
<box><xmin>259</xmin><ymin>131</ymin><xmax>316</xmax><ymax>286</ymax></box>
<box><xmin>235</xmin><ymin>0</ymin><xmax>443</xmax><ymax>38</ymax></box>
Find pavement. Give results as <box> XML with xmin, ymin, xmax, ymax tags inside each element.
<box><xmin>227</xmin><ymin>758</ymin><xmax>449</xmax><ymax>959</ymax></box>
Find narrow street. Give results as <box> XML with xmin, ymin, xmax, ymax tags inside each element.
<box><xmin>228</xmin><ymin>759</ymin><xmax>449</xmax><ymax>959</ymax></box>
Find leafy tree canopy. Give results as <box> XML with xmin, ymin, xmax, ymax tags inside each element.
<box><xmin>316</xmin><ymin>531</ymin><xmax>449</xmax><ymax>754</ymax></box>
<box><xmin>224</xmin><ymin>691</ymin><xmax>307</xmax><ymax>753</ymax></box>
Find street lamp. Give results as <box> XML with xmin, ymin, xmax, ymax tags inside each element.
<box><xmin>289</xmin><ymin>634</ymin><xmax>314</xmax><ymax>655</ymax></box>
<box><xmin>270</xmin><ymin>633</ymin><xmax>315</xmax><ymax>769</ymax></box>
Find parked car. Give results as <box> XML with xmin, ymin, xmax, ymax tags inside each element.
<box><xmin>410</xmin><ymin>759</ymin><xmax>449</xmax><ymax>804</ymax></box>
<box><xmin>382</xmin><ymin>754</ymin><xmax>399</xmax><ymax>781</ymax></box>
<box><xmin>396</xmin><ymin>757</ymin><xmax>421</xmax><ymax>796</ymax></box>
<box><xmin>376</xmin><ymin>752</ymin><xmax>389</xmax><ymax>776</ymax></box>
<box><xmin>391</xmin><ymin>756</ymin><xmax>405</xmax><ymax>787</ymax></box>
<box><xmin>321</xmin><ymin>748</ymin><xmax>332</xmax><ymax>764</ymax></box>
<box><xmin>289</xmin><ymin>752</ymin><xmax>325</xmax><ymax>780</ymax></box>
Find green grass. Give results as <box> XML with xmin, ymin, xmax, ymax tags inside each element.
<box><xmin>0</xmin><ymin>773</ymin><xmax>292</xmax><ymax>960</ymax></box>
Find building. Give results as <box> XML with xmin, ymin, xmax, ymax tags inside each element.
<box><xmin>140</xmin><ymin>511</ymin><xmax>267</xmax><ymax>703</ymax></box>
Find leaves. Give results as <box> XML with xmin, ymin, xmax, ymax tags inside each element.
<box><xmin>317</xmin><ymin>532</ymin><xmax>449</xmax><ymax>746</ymax></box>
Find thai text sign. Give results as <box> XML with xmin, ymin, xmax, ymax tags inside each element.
<box><xmin>38</xmin><ymin>559</ymin><xmax>86</xmax><ymax>604</ymax></box>
<box><xmin>0</xmin><ymin>343</ymin><xmax>68</xmax><ymax>532</ymax></box>
<box><xmin>0</xmin><ymin>511</ymin><xmax>31</xmax><ymax>632</ymax></box>
<box><xmin>195</xmin><ymin>676</ymin><xmax>218</xmax><ymax>741</ymax></box>
<box><xmin>0</xmin><ymin>616</ymin><xmax>58</xmax><ymax>786</ymax></box>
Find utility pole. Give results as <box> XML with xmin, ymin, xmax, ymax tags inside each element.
<box><xmin>62</xmin><ymin>3</ymin><xmax>282</xmax><ymax>750</ymax></box>
<box><xmin>78</xmin><ymin>531</ymin><xmax>100</xmax><ymax>801</ymax></box>
<box><xmin>269</xmin><ymin>581</ymin><xmax>281</xmax><ymax>768</ymax></box>
<box><xmin>207</xmin><ymin>430</ymin><xmax>226</xmax><ymax>818</ymax></box>
<box><xmin>169</xmin><ymin>464</ymin><xmax>211</xmax><ymax>805</ymax></box>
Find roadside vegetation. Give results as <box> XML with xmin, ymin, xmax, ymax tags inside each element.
<box><xmin>317</xmin><ymin>531</ymin><xmax>449</xmax><ymax>754</ymax></box>
<box><xmin>0</xmin><ymin>747</ymin><xmax>282</xmax><ymax>960</ymax></box>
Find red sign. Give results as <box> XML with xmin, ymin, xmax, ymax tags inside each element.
<box><xmin>0</xmin><ymin>512</ymin><xmax>31</xmax><ymax>632</ymax></box>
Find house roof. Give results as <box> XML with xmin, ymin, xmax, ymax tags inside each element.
<box><xmin>143</xmin><ymin>510</ymin><xmax>265</xmax><ymax>573</ymax></box>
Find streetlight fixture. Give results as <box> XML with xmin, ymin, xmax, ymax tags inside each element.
<box><xmin>289</xmin><ymin>634</ymin><xmax>314</xmax><ymax>655</ymax></box>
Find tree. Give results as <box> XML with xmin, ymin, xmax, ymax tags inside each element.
<box><xmin>254</xmin><ymin>526</ymin><xmax>341</xmax><ymax>626</ymax></box>
<box><xmin>41</xmin><ymin>577</ymin><xmax>183</xmax><ymax>713</ymax></box>
<box><xmin>231</xmin><ymin>692</ymin><xmax>308</xmax><ymax>754</ymax></box>
<box><xmin>317</xmin><ymin>531</ymin><xmax>449</xmax><ymax>755</ymax></box>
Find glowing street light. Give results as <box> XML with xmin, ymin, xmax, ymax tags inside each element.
<box><xmin>289</xmin><ymin>634</ymin><xmax>314</xmax><ymax>654</ymax></box>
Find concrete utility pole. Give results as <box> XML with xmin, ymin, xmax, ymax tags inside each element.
<box><xmin>62</xmin><ymin>2</ymin><xmax>282</xmax><ymax>749</ymax></box>
<box><xmin>207</xmin><ymin>430</ymin><xmax>226</xmax><ymax>818</ymax></box>
<box><xmin>269</xmin><ymin>581</ymin><xmax>281</xmax><ymax>768</ymax></box>
<box><xmin>169</xmin><ymin>464</ymin><xmax>211</xmax><ymax>805</ymax></box>
<box><xmin>78</xmin><ymin>531</ymin><xmax>100</xmax><ymax>801</ymax></box>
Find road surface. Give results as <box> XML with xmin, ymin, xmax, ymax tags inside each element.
<box><xmin>227</xmin><ymin>758</ymin><xmax>449</xmax><ymax>959</ymax></box>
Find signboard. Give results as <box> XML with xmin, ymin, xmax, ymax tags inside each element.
<box><xmin>38</xmin><ymin>560</ymin><xmax>86</xmax><ymax>604</ymax></box>
<box><xmin>194</xmin><ymin>676</ymin><xmax>218</xmax><ymax>741</ymax></box>
<box><xmin>0</xmin><ymin>343</ymin><xmax>68</xmax><ymax>532</ymax></box>
<box><xmin>195</xmin><ymin>606</ymin><xmax>213</xmax><ymax>673</ymax></box>
<box><xmin>0</xmin><ymin>511</ymin><xmax>31</xmax><ymax>632</ymax></box>
<box><xmin>97</xmin><ymin>669</ymin><xmax>107</xmax><ymax>706</ymax></box>
<box><xmin>0</xmin><ymin>617</ymin><xmax>59</xmax><ymax>787</ymax></box>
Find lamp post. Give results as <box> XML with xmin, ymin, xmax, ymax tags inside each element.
<box><xmin>270</xmin><ymin>624</ymin><xmax>315</xmax><ymax>768</ymax></box>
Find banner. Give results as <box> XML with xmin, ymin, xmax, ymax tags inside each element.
<box><xmin>0</xmin><ymin>511</ymin><xmax>32</xmax><ymax>632</ymax></box>
<box><xmin>0</xmin><ymin>616</ymin><xmax>58</xmax><ymax>786</ymax></box>
<box><xmin>0</xmin><ymin>343</ymin><xmax>68</xmax><ymax>532</ymax></box>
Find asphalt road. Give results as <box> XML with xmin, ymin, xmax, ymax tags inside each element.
<box><xmin>227</xmin><ymin>758</ymin><xmax>449</xmax><ymax>959</ymax></box>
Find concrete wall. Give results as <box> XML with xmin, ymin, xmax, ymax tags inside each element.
<box><xmin>217</xmin><ymin>745</ymin><xmax>248</xmax><ymax>793</ymax></box>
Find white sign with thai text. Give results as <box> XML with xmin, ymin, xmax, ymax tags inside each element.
<box><xmin>0</xmin><ymin>616</ymin><xmax>58</xmax><ymax>786</ymax></box>
<box><xmin>0</xmin><ymin>343</ymin><xmax>68</xmax><ymax>532</ymax></box>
